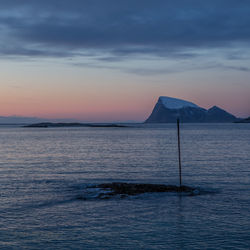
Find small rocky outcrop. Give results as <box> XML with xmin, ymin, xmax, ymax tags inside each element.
<box><xmin>94</xmin><ymin>182</ymin><xmax>196</xmax><ymax>199</ymax></box>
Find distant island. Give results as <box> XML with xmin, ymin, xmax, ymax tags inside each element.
<box><xmin>234</xmin><ymin>117</ymin><xmax>250</xmax><ymax>123</ymax></box>
<box><xmin>145</xmin><ymin>96</ymin><xmax>238</xmax><ymax>123</ymax></box>
<box><xmin>24</xmin><ymin>122</ymin><xmax>128</xmax><ymax>128</ymax></box>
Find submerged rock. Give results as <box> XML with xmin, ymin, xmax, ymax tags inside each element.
<box><xmin>94</xmin><ymin>182</ymin><xmax>195</xmax><ymax>198</ymax></box>
<box><xmin>191</xmin><ymin>189</ymin><xmax>200</xmax><ymax>196</ymax></box>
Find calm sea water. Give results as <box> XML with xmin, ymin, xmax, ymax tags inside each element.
<box><xmin>0</xmin><ymin>124</ymin><xmax>249</xmax><ymax>249</ymax></box>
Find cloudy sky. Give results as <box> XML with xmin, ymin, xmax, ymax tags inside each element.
<box><xmin>1</xmin><ymin>0</ymin><xmax>250</xmax><ymax>121</ymax></box>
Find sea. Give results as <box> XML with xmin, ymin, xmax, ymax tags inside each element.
<box><xmin>0</xmin><ymin>123</ymin><xmax>249</xmax><ymax>249</ymax></box>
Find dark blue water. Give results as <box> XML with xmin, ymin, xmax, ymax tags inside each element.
<box><xmin>0</xmin><ymin>124</ymin><xmax>249</xmax><ymax>249</ymax></box>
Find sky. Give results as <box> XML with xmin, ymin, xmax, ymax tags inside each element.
<box><xmin>1</xmin><ymin>0</ymin><xmax>250</xmax><ymax>122</ymax></box>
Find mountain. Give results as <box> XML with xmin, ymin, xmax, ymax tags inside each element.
<box><xmin>0</xmin><ymin>116</ymin><xmax>47</xmax><ymax>124</ymax></box>
<box><xmin>205</xmin><ymin>106</ymin><xmax>237</xmax><ymax>122</ymax></box>
<box><xmin>145</xmin><ymin>96</ymin><xmax>237</xmax><ymax>123</ymax></box>
<box><xmin>0</xmin><ymin>116</ymin><xmax>79</xmax><ymax>124</ymax></box>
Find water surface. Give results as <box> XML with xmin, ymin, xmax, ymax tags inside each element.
<box><xmin>0</xmin><ymin>124</ymin><xmax>249</xmax><ymax>249</ymax></box>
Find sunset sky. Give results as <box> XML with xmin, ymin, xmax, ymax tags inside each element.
<box><xmin>1</xmin><ymin>0</ymin><xmax>250</xmax><ymax>122</ymax></box>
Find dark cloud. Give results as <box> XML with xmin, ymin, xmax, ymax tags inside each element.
<box><xmin>1</xmin><ymin>0</ymin><xmax>250</xmax><ymax>61</ymax></box>
<box><xmin>222</xmin><ymin>65</ymin><xmax>250</xmax><ymax>72</ymax></box>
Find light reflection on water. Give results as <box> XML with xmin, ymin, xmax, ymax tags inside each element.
<box><xmin>0</xmin><ymin>124</ymin><xmax>249</xmax><ymax>249</ymax></box>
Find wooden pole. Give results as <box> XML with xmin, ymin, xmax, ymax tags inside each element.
<box><xmin>177</xmin><ymin>118</ymin><xmax>182</xmax><ymax>187</ymax></box>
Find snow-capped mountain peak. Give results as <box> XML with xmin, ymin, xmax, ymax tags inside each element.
<box><xmin>145</xmin><ymin>96</ymin><xmax>237</xmax><ymax>123</ymax></box>
<box><xmin>159</xmin><ymin>96</ymin><xmax>200</xmax><ymax>109</ymax></box>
